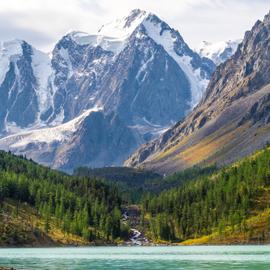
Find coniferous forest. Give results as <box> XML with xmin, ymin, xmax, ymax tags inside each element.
<box><xmin>0</xmin><ymin>146</ymin><xmax>270</xmax><ymax>245</ymax></box>
<box><xmin>142</xmin><ymin>147</ymin><xmax>270</xmax><ymax>242</ymax></box>
<box><xmin>0</xmin><ymin>151</ymin><xmax>128</xmax><ymax>244</ymax></box>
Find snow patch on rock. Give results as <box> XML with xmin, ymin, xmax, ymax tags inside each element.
<box><xmin>0</xmin><ymin>40</ymin><xmax>23</xmax><ymax>85</ymax></box>
<box><xmin>67</xmin><ymin>10</ymin><xmax>149</xmax><ymax>55</ymax></box>
<box><xmin>68</xmin><ymin>31</ymin><xmax>126</xmax><ymax>55</ymax></box>
<box><xmin>143</xmin><ymin>19</ymin><xmax>208</xmax><ymax>107</ymax></box>
<box><xmin>31</xmin><ymin>48</ymin><xmax>54</xmax><ymax>118</ymax></box>
<box><xmin>197</xmin><ymin>39</ymin><xmax>241</xmax><ymax>65</ymax></box>
<box><xmin>98</xmin><ymin>9</ymin><xmax>148</xmax><ymax>39</ymax></box>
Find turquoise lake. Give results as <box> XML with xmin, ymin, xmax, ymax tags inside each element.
<box><xmin>0</xmin><ymin>246</ymin><xmax>270</xmax><ymax>269</ymax></box>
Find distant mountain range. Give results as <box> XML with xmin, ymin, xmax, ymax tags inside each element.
<box><xmin>126</xmin><ymin>12</ymin><xmax>270</xmax><ymax>174</ymax></box>
<box><xmin>0</xmin><ymin>9</ymin><xmax>215</xmax><ymax>172</ymax></box>
<box><xmin>196</xmin><ymin>39</ymin><xmax>241</xmax><ymax>65</ymax></box>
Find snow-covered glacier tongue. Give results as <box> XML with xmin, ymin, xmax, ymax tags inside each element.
<box><xmin>0</xmin><ymin>9</ymin><xmax>216</xmax><ymax>171</ymax></box>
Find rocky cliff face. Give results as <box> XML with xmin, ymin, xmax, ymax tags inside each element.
<box><xmin>0</xmin><ymin>40</ymin><xmax>53</xmax><ymax>133</ymax></box>
<box><xmin>0</xmin><ymin>9</ymin><xmax>215</xmax><ymax>171</ymax></box>
<box><xmin>125</xmin><ymin>12</ymin><xmax>270</xmax><ymax>174</ymax></box>
<box><xmin>48</xmin><ymin>10</ymin><xmax>214</xmax><ymax>126</ymax></box>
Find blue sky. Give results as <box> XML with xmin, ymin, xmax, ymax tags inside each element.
<box><xmin>0</xmin><ymin>0</ymin><xmax>269</xmax><ymax>51</ymax></box>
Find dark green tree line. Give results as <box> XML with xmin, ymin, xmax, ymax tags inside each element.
<box><xmin>143</xmin><ymin>148</ymin><xmax>270</xmax><ymax>241</ymax></box>
<box><xmin>0</xmin><ymin>151</ymin><xmax>127</xmax><ymax>242</ymax></box>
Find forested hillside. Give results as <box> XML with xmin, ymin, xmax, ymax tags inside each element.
<box><xmin>141</xmin><ymin>147</ymin><xmax>270</xmax><ymax>244</ymax></box>
<box><xmin>1</xmin><ymin>146</ymin><xmax>270</xmax><ymax>246</ymax></box>
<box><xmin>0</xmin><ymin>151</ymin><xmax>128</xmax><ymax>246</ymax></box>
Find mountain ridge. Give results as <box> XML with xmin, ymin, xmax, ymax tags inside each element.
<box><xmin>125</xmin><ymin>11</ymin><xmax>270</xmax><ymax>174</ymax></box>
<box><xmin>0</xmin><ymin>9</ymin><xmax>215</xmax><ymax>171</ymax></box>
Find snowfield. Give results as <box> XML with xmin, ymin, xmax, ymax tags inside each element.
<box><xmin>0</xmin><ymin>106</ymin><xmax>102</xmax><ymax>150</ymax></box>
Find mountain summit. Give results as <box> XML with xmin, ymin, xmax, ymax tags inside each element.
<box><xmin>0</xmin><ymin>10</ymin><xmax>215</xmax><ymax>171</ymax></box>
<box><xmin>126</xmin><ymin>11</ymin><xmax>270</xmax><ymax>174</ymax></box>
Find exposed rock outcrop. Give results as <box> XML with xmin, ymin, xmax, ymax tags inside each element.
<box><xmin>126</xmin><ymin>11</ymin><xmax>270</xmax><ymax>174</ymax></box>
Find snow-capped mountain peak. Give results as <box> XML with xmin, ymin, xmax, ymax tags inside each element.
<box><xmin>62</xmin><ymin>10</ymin><xmax>151</xmax><ymax>55</ymax></box>
<box><xmin>96</xmin><ymin>9</ymin><xmax>215</xmax><ymax>107</ymax></box>
<box><xmin>0</xmin><ymin>39</ymin><xmax>24</xmax><ymax>85</ymax></box>
<box><xmin>0</xmin><ymin>39</ymin><xmax>23</xmax><ymax>55</ymax></box>
<box><xmin>98</xmin><ymin>9</ymin><xmax>149</xmax><ymax>39</ymax></box>
<box><xmin>60</xmin><ymin>9</ymin><xmax>214</xmax><ymax>109</ymax></box>
<box><xmin>64</xmin><ymin>10</ymin><xmax>150</xmax><ymax>55</ymax></box>
<box><xmin>64</xmin><ymin>30</ymin><xmax>128</xmax><ymax>55</ymax></box>
<box><xmin>197</xmin><ymin>39</ymin><xmax>241</xmax><ymax>65</ymax></box>
<box><xmin>0</xmin><ymin>39</ymin><xmax>57</xmax><ymax>133</ymax></box>
<box><xmin>140</xmin><ymin>14</ymin><xmax>213</xmax><ymax>107</ymax></box>
<box><xmin>0</xmin><ymin>9</ymin><xmax>216</xmax><ymax>171</ymax></box>
<box><xmin>67</xmin><ymin>31</ymin><xmax>98</xmax><ymax>45</ymax></box>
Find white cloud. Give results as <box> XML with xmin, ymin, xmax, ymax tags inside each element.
<box><xmin>0</xmin><ymin>0</ymin><xmax>269</xmax><ymax>51</ymax></box>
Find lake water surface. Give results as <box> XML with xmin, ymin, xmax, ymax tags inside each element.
<box><xmin>0</xmin><ymin>246</ymin><xmax>270</xmax><ymax>269</ymax></box>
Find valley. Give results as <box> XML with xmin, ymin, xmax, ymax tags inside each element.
<box><xmin>0</xmin><ymin>2</ymin><xmax>270</xmax><ymax>254</ymax></box>
<box><xmin>0</xmin><ymin>145</ymin><xmax>270</xmax><ymax>246</ymax></box>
